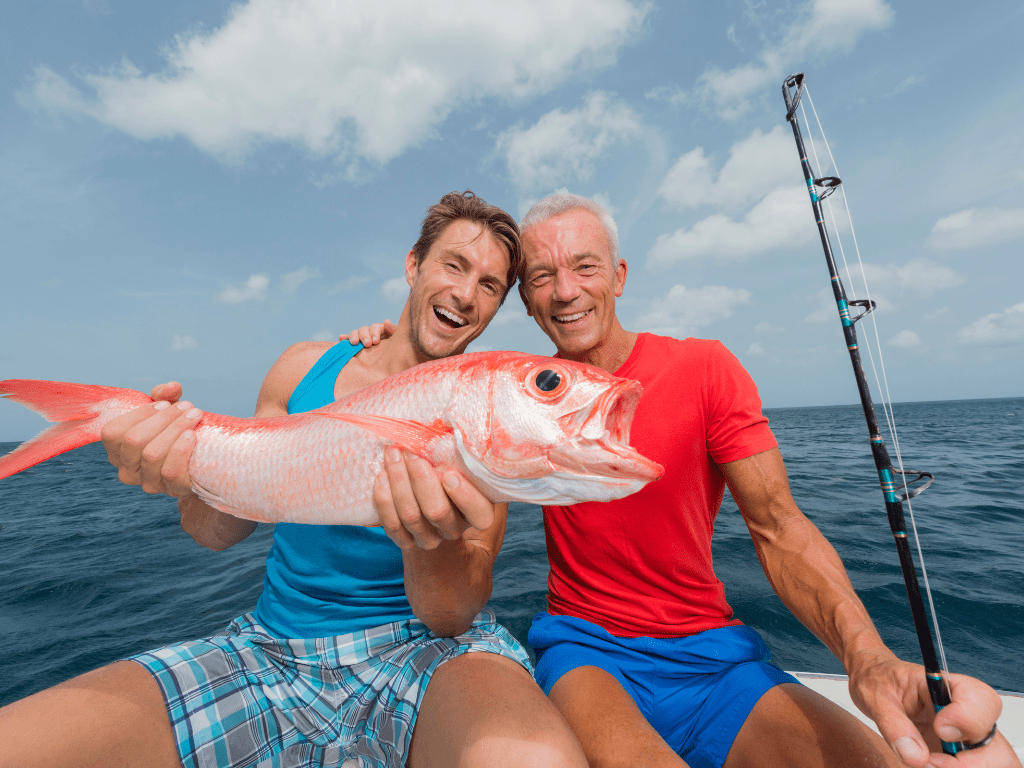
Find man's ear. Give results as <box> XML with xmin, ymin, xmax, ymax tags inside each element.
<box><xmin>614</xmin><ymin>257</ymin><xmax>628</xmax><ymax>298</ymax></box>
<box><xmin>405</xmin><ymin>250</ymin><xmax>419</xmax><ymax>288</ymax></box>
<box><xmin>519</xmin><ymin>283</ymin><xmax>533</xmax><ymax>317</ymax></box>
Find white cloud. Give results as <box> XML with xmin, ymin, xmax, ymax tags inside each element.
<box><xmin>648</xmin><ymin>186</ymin><xmax>810</xmax><ymax>264</ymax></box>
<box><xmin>927</xmin><ymin>207</ymin><xmax>1024</xmax><ymax>250</ymax></box>
<box><xmin>747</xmin><ymin>341</ymin><xmax>765</xmax><ymax>356</ymax></box>
<box><xmin>490</xmin><ymin>302</ymin><xmax>530</xmax><ymax>327</ymax></box>
<box><xmin>956</xmin><ymin>302</ymin><xmax>1024</xmax><ymax>346</ymax></box>
<box><xmin>888</xmin><ymin>330</ymin><xmax>921</xmax><ymax>349</ymax></box>
<box><xmin>218</xmin><ymin>273</ymin><xmax>269</xmax><ymax>303</ymax></box>
<box><xmin>30</xmin><ymin>0</ymin><xmax>648</xmax><ymax>165</ymax></box>
<box><xmin>381</xmin><ymin>277</ymin><xmax>409</xmax><ymax>303</ymax></box>
<box><xmin>170</xmin><ymin>334</ymin><xmax>197</xmax><ymax>351</ymax></box>
<box><xmin>329</xmin><ymin>275</ymin><xmax>373</xmax><ymax>294</ymax></box>
<box><xmin>659</xmin><ymin>126</ymin><xmax>801</xmax><ymax>212</ymax></box>
<box><xmin>310</xmin><ymin>328</ymin><xmax>337</xmax><ymax>342</ymax></box>
<box><xmin>853</xmin><ymin>257</ymin><xmax>965</xmax><ymax>297</ymax></box>
<box><xmin>754</xmin><ymin>322</ymin><xmax>786</xmax><ymax>337</ymax></box>
<box><xmin>803</xmin><ymin>287</ymin><xmax>837</xmax><ymax>324</ymax></box>
<box><xmin>633</xmin><ymin>284</ymin><xmax>751</xmax><ymax>338</ymax></box>
<box><xmin>694</xmin><ymin>0</ymin><xmax>893</xmax><ymax>119</ymax></box>
<box><xmin>281</xmin><ymin>266</ymin><xmax>318</xmax><ymax>294</ymax></box>
<box><xmin>496</xmin><ymin>92</ymin><xmax>643</xmax><ymax>190</ymax></box>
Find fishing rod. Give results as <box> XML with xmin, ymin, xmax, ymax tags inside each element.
<box><xmin>782</xmin><ymin>72</ymin><xmax>964</xmax><ymax>756</ymax></box>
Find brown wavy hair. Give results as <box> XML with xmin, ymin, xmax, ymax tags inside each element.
<box><xmin>411</xmin><ymin>191</ymin><xmax>522</xmax><ymax>304</ymax></box>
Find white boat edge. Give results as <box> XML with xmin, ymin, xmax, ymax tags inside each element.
<box><xmin>790</xmin><ymin>672</ymin><xmax>1024</xmax><ymax>760</ymax></box>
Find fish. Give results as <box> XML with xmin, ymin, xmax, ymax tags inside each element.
<box><xmin>0</xmin><ymin>351</ymin><xmax>664</xmax><ymax>525</ymax></box>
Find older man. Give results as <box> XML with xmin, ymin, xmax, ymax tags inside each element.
<box><xmin>0</xmin><ymin>192</ymin><xmax>586</xmax><ymax>768</ymax></box>
<box><xmin>513</xmin><ymin>193</ymin><xmax>1017</xmax><ymax>768</ymax></box>
<box><xmin>354</xmin><ymin>192</ymin><xmax>1016</xmax><ymax>768</ymax></box>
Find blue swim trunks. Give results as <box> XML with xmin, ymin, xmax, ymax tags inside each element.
<box><xmin>131</xmin><ymin>610</ymin><xmax>530</xmax><ymax>768</ymax></box>
<box><xmin>529</xmin><ymin>613</ymin><xmax>798</xmax><ymax>768</ymax></box>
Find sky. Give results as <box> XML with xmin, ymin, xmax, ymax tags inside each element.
<box><xmin>2</xmin><ymin>0</ymin><xmax>1023</xmax><ymax>441</ymax></box>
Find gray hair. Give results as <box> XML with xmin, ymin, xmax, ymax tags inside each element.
<box><xmin>520</xmin><ymin>193</ymin><xmax>619</xmax><ymax>267</ymax></box>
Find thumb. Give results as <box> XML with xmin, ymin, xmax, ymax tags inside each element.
<box><xmin>150</xmin><ymin>381</ymin><xmax>183</xmax><ymax>403</ymax></box>
<box><xmin>871</xmin><ymin>700</ymin><xmax>930</xmax><ymax>767</ymax></box>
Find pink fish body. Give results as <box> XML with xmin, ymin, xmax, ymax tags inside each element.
<box><xmin>0</xmin><ymin>352</ymin><xmax>663</xmax><ymax>525</ymax></box>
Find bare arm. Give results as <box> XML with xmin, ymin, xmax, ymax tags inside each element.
<box><xmin>721</xmin><ymin>447</ymin><xmax>1016</xmax><ymax>768</ymax></box>
<box><xmin>373</xmin><ymin>448</ymin><xmax>504</xmax><ymax>636</ymax></box>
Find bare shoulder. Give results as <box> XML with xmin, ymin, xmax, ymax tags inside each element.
<box><xmin>255</xmin><ymin>341</ymin><xmax>338</xmax><ymax>417</ymax></box>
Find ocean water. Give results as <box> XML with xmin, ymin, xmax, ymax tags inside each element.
<box><xmin>1</xmin><ymin>397</ymin><xmax>1022</xmax><ymax>706</ymax></box>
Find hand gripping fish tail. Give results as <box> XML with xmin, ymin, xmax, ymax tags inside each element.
<box><xmin>0</xmin><ymin>379</ymin><xmax>152</xmax><ymax>480</ymax></box>
<box><xmin>0</xmin><ymin>353</ymin><xmax>664</xmax><ymax>526</ymax></box>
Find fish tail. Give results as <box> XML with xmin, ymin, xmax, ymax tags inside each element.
<box><xmin>0</xmin><ymin>380</ymin><xmax>151</xmax><ymax>480</ymax></box>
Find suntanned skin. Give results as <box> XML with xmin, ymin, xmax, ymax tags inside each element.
<box><xmin>351</xmin><ymin>207</ymin><xmax>1018</xmax><ymax>768</ymax></box>
<box><xmin>0</xmin><ymin>219</ymin><xmax>587</xmax><ymax>768</ymax></box>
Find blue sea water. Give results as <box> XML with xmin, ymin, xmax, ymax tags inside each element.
<box><xmin>1</xmin><ymin>397</ymin><xmax>1022</xmax><ymax>706</ymax></box>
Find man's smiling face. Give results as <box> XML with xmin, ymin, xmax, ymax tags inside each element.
<box><xmin>520</xmin><ymin>208</ymin><xmax>627</xmax><ymax>360</ymax></box>
<box><xmin>406</xmin><ymin>218</ymin><xmax>509</xmax><ymax>360</ymax></box>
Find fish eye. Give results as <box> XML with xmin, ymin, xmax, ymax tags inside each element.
<box><xmin>535</xmin><ymin>370</ymin><xmax>561</xmax><ymax>392</ymax></box>
<box><xmin>526</xmin><ymin>364</ymin><xmax>569</xmax><ymax>399</ymax></box>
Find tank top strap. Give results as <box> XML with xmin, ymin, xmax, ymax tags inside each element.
<box><xmin>287</xmin><ymin>341</ymin><xmax>362</xmax><ymax>415</ymax></box>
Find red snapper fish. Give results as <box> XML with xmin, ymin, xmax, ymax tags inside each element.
<box><xmin>0</xmin><ymin>351</ymin><xmax>663</xmax><ymax>525</ymax></box>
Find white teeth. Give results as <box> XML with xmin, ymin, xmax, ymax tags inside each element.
<box><xmin>434</xmin><ymin>307</ymin><xmax>466</xmax><ymax>327</ymax></box>
<box><xmin>555</xmin><ymin>310</ymin><xmax>590</xmax><ymax>324</ymax></box>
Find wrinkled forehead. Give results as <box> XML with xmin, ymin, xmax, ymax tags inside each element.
<box><xmin>522</xmin><ymin>210</ymin><xmax>613</xmax><ymax>270</ymax></box>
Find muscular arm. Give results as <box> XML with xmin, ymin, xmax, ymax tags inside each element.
<box><xmin>721</xmin><ymin>448</ymin><xmax>1017</xmax><ymax>767</ymax></box>
<box><xmin>720</xmin><ymin>447</ymin><xmax>888</xmax><ymax>670</ymax></box>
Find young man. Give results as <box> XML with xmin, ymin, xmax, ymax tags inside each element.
<box><xmin>0</xmin><ymin>192</ymin><xmax>586</xmax><ymax>768</ymax></box>
<box><xmin>352</xmin><ymin>193</ymin><xmax>1016</xmax><ymax>768</ymax></box>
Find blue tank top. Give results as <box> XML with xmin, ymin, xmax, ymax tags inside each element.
<box><xmin>252</xmin><ymin>341</ymin><xmax>413</xmax><ymax>638</ymax></box>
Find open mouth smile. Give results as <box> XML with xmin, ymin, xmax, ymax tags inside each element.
<box><xmin>554</xmin><ymin>309</ymin><xmax>591</xmax><ymax>325</ymax></box>
<box><xmin>434</xmin><ymin>306</ymin><xmax>467</xmax><ymax>328</ymax></box>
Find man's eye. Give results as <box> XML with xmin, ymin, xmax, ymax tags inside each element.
<box><xmin>532</xmin><ymin>274</ymin><xmax>552</xmax><ymax>285</ymax></box>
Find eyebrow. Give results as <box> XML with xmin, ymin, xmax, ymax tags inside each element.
<box><xmin>525</xmin><ymin>252</ymin><xmax>602</xmax><ymax>277</ymax></box>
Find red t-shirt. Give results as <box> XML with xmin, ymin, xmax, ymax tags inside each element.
<box><xmin>543</xmin><ymin>333</ymin><xmax>779</xmax><ymax>638</ymax></box>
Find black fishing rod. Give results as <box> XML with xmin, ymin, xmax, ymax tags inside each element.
<box><xmin>782</xmin><ymin>72</ymin><xmax>963</xmax><ymax>756</ymax></box>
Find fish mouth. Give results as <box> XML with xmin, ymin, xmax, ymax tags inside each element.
<box><xmin>550</xmin><ymin>379</ymin><xmax>664</xmax><ymax>482</ymax></box>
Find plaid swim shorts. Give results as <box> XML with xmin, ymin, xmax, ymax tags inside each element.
<box><xmin>130</xmin><ymin>609</ymin><xmax>531</xmax><ymax>768</ymax></box>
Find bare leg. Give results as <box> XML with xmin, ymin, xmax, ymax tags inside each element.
<box><xmin>724</xmin><ymin>683</ymin><xmax>901</xmax><ymax>768</ymax></box>
<box><xmin>548</xmin><ymin>665</ymin><xmax>687</xmax><ymax>767</ymax></box>
<box><xmin>0</xmin><ymin>661</ymin><xmax>181</xmax><ymax>768</ymax></box>
<box><xmin>407</xmin><ymin>652</ymin><xmax>587</xmax><ymax>768</ymax></box>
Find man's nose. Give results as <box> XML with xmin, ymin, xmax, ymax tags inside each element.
<box><xmin>552</xmin><ymin>269</ymin><xmax>580</xmax><ymax>302</ymax></box>
<box><xmin>451</xmin><ymin>276</ymin><xmax>476</xmax><ymax>307</ymax></box>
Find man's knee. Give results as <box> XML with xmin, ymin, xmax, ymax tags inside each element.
<box><xmin>461</xmin><ymin>730</ymin><xmax>587</xmax><ymax>768</ymax></box>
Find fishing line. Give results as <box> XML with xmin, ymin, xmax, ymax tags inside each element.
<box><xmin>800</xmin><ymin>87</ymin><xmax>953</xmax><ymax>683</ymax></box>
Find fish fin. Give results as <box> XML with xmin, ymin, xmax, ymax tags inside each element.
<box><xmin>0</xmin><ymin>380</ymin><xmax>151</xmax><ymax>480</ymax></box>
<box><xmin>315</xmin><ymin>413</ymin><xmax>453</xmax><ymax>457</ymax></box>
